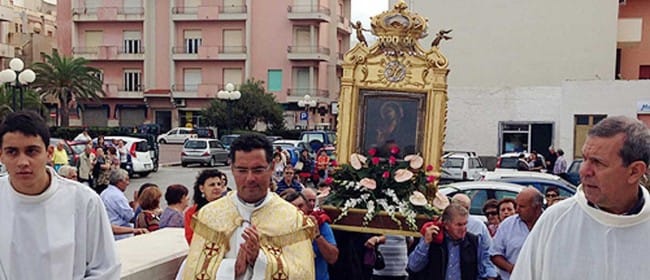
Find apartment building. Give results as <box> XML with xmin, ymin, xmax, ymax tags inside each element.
<box><xmin>56</xmin><ymin>0</ymin><xmax>351</xmax><ymax>131</ymax></box>
<box><xmin>0</xmin><ymin>0</ymin><xmax>56</xmax><ymax>67</ymax></box>
<box><xmin>618</xmin><ymin>0</ymin><xmax>649</xmax><ymax>80</ymax></box>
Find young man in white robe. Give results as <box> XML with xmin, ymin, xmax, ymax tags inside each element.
<box><xmin>0</xmin><ymin>111</ymin><xmax>120</xmax><ymax>279</ymax></box>
<box><xmin>512</xmin><ymin>116</ymin><xmax>650</xmax><ymax>280</ymax></box>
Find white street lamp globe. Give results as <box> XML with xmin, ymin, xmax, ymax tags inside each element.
<box><xmin>9</xmin><ymin>58</ymin><xmax>24</xmax><ymax>72</ymax></box>
<box><xmin>231</xmin><ymin>90</ymin><xmax>241</xmax><ymax>100</ymax></box>
<box><xmin>0</xmin><ymin>69</ymin><xmax>16</xmax><ymax>83</ymax></box>
<box><xmin>225</xmin><ymin>83</ymin><xmax>235</xmax><ymax>92</ymax></box>
<box><xmin>18</xmin><ymin>69</ymin><xmax>36</xmax><ymax>84</ymax></box>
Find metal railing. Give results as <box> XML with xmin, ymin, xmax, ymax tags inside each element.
<box><xmin>117</xmin><ymin>46</ymin><xmax>145</xmax><ymax>54</ymax></box>
<box><xmin>287</xmin><ymin>5</ymin><xmax>331</xmax><ymax>15</ymax></box>
<box><xmin>72</xmin><ymin>7</ymin><xmax>143</xmax><ymax>15</ymax></box>
<box><xmin>287</xmin><ymin>88</ymin><xmax>329</xmax><ymax>97</ymax></box>
<box><xmin>72</xmin><ymin>47</ymin><xmax>99</xmax><ymax>54</ymax></box>
<box><xmin>218</xmin><ymin>45</ymin><xmax>246</xmax><ymax>53</ymax></box>
<box><xmin>172</xmin><ymin>83</ymin><xmax>224</xmax><ymax>91</ymax></box>
<box><xmin>287</xmin><ymin>45</ymin><xmax>330</xmax><ymax>55</ymax></box>
<box><xmin>172</xmin><ymin>45</ymin><xmax>246</xmax><ymax>54</ymax></box>
<box><xmin>219</xmin><ymin>5</ymin><xmax>247</xmax><ymax>13</ymax></box>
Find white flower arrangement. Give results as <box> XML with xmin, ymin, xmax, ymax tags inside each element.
<box><xmin>322</xmin><ymin>146</ymin><xmax>447</xmax><ymax>231</ymax></box>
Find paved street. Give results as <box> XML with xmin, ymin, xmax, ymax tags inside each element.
<box><xmin>124</xmin><ymin>143</ymin><xmax>234</xmax><ymax>208</ymax></box>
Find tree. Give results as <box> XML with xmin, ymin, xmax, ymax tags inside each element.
<box><xmin>0</xmin><ymin>86</ymin><xmax>47</xmax><ymax>123</ymax></box>
<box><xmin>203</xmin><ymin>79</ymin><xmax>285</xmax><ymax>131</ymax></box>
<box><xmin>31</xmin><ymin>51</ymin><xmax>104</xmax><ymax>127</ymax></box>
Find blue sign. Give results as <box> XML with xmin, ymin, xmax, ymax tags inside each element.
<box><xmin>299</xmin><ymin>111</ymin><xmax>309</xmax><ymax>120</ymax></box>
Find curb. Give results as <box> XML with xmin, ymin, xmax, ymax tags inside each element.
<box><xmin>160</xmin><ymin>162</ymin><xmax>182</xmax><ymax>167</ymax></box>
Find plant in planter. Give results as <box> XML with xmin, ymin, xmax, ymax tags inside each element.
<box><xmin>322</xmin><ymin>146</ymin><xmax>449</xmax><ymax>231</ymax></box>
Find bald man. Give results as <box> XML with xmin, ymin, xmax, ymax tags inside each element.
<box><xmin>451</xmin><ymin>194</ymin><xmax>498</xmax><ymax>279</ymax></box>
<box><xmin>489</xmin><ymin>187</ymin><xmax>543</xmax><ymax>280</ymax></box>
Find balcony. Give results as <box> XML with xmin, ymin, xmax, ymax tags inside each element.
<box><xmin>104</xmin><ymin>84</ymin><xmax>144</xmax><ymax>99</ymax></box>
<box><xmin>171</xmin><ymin>5</ymin><xmax>246</xmax><ymax>21</ymax></box>
<box><xmin>287</xmin><ymin>45</ymin><xmax>330</xmax><ymax>61</ymax></box>
<box><xmin>618</xmin><ymin>18</ymin><xmax>642</xmax><ymax>47</ymax></box>
<box><xmin>72</xmin><ymin>6</ymin><xmax>144</xmax><ymax>22</ymax></box>
<box><xmin>172</xmin><ymin>45</ymin><xmax>246</xmax><ymax>60</ymax></box>
<box><xmin>172</xmin><ymin>83</ymin><xmax>223</xmax><ymax>98</ymax></box>
<box><xmin>286</xmin><ymin>88</ymin><xmax>329</xmax><ymax>102</ymax></box>
<box><xmin>287</xmin><ymin>5</ymin><xmax>330</xmax><ymax>22</ymax></box>
<box><xmin>0</xmin><ymin>43</ymin><xmax>14</xmax><ymax>58</ymax></box>
<box><xmin>0</xmin><ymin>5</ymin><xmax>13</xmax><ymax>22</ymax></box>
<box><xmin>337</xmin><ymin>16</ymin><xmax>351</xmax><ymax>34</ymax></box>
<box><xmin>72</xmin><ymin>46</ymin><xmax>144</xmax><ymax>60</ymax></box>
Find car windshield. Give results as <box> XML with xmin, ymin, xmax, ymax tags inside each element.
<box><xmin>185</xmin><ymin>141</ymin><xmax>207</xmax><ymax>149</ymax></box>
<box><xmin>221</xmin><ymin>136</ymin><xmax>238</xmax><ymax>145</ymax></box>
<box><xmin>499</xmin><ymin>158</ymin><xmax>519</xmax><ymax>168</ymax></box>
<box><xmin>70</xmin><ymin>144</ymin><xmax>86</xmax><ymax>154</ymax></box>
<box><xmin>134</xmin><ymin>141</ymin><xmax>149</xmax><ymax>152</ymax></box>
<box><xmin>276</xmin><ymin>144</ymin><xmax>294</xmax><ymax>149</ymax></box>
<box><xmin>443</xmin><ymin>158</ymin><xmax>464</xmax><ymax>168</ymax></box>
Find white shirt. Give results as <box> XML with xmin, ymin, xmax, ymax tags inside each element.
<box><xmin>0</xmin><ymin>169</ymin><xmax>120</xmax><ymax>280</ymax></box>
<box><xmin>512</xmin><ymin>186</ymin><xmax>650</xmax><ymax>280</ymax></box>
<box><xmin>74</xmin><ymin>132</ymin><xmax>92</xmax><ymax>142</ymax></box>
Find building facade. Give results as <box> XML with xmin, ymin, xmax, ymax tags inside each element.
<box><xmin>56</xmin><ymin>0</ymin><xmax>351</xmax><ymax>131</ymax></box>
<box><xmin>0</xmin><ymin>0</ymin><xmax>56</xmax><ymax>68</ymax></box>
<box><xmin>390</xmin><ymin>0</ymin><xmax>647</xmax><ymax>163</ymax></box>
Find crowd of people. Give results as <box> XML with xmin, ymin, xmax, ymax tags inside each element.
<box><xmin>1</xmin><ymin>111</ymin><xmax>650</xmax><ymax>280</ymax></box>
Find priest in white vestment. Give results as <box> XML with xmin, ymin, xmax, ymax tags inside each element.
<box><xmin>512</xmin><ymin>116</ymin><xmax>650</xmax><ymax>280</ymax></box>
<box><xmin>0</xmin><ymin>111</ymin><xmax>120</xmax><ymax>280</ymax></box>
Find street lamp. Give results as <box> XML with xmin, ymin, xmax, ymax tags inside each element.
<box><xmin>298</xmin><ymin>94</ymin><xmax>317</xmax><ymax>130</ymax></box>
<box><xmin>217</xmin><ymin>83</ymin><xmax>241</xmax><ymax>134</ymax></box>
<box><xmin>0</xmin><ymin>58</ymin><xmax>36</xmax><ymax>111</ymax></box>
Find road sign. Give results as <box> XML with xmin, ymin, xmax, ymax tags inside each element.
<box><xmin>299</xmin><ymin>111</ymin><xmax>308</xmax><ymax>120</ymax></box>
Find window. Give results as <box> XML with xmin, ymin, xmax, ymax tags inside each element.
<box><xmin>183</xmin><ymin>68</ymin><xmax>202</xmax><ymax>91</ymax></box>
<box><xmin>268</xmin><ymin>70</ymin><xmax>282</xmax><ymax>92</ymax></box>
<box><xmin>223</xmin><ymin>68</ymin><xmax>243</xmax><ymax>86</ymax></box>
<box><xmin>123</xmin><ymin>31</ymin><xmax>142</xmax><ymax>54</ymax></box>
<box><xmin>123</xmin><ymin>69</ymin><xmax>141</xmax><ymax>92</ymax></box>
<box><xmin>84</xmin><ymin>30</ymin><xmax>103</xmax><ymax>48</ymax></box>
<box><xmin>223</xmin><ymin>29</ymin><xmax>243</xmax><ymax>53</ymax></box>
<box><xmin>639</xmin><ymin>66</ymin><xmax>650</xmax><ymax>80</ymax></box>
<box><xmin>184</xmin><ymin>30</ymin><xmax>202</xmax><ymax>54</ymax></box>
<box><xmin>574</xmin><ymin>114</ymin><xmax>607</xmax><ymax>158</ymax></box>
<box><xmin>93</xmin><ymin>69</ymin><xmax>104</xmax><ymax>82</ymax></box>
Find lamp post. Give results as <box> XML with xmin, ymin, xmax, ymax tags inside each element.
<box><xmin>217</xmin><ymin>83</ymin><xmax>241</xmax><ymax>134</ymax></box>
<box><xmin>0</xmin><ymin>58</ymin><xmax>36</xmax><ymax>111</ymax></box>
<box><xmin>298</xmin><ymin>94</ymin><xmax>317</xmax><ymax>130</ymax></box>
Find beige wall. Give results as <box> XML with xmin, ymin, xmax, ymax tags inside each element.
<box><xmin>391</xmin><ymin>0</ymin><xmax>618</xmax><ymax>87</ymax></box>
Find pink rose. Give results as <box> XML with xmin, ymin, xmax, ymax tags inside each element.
<box><xmin>360</xmin><ymin>178</ymin><xmax>377</xmax><ymax>190</ymax></box>
<box><xmin>368</xmin><ymin>148</ymin><xmax>377</xmax><ymax>157</ymax></box>
<box><xmin>389</xmin><ymin>156</ymin><xmax>397</xmax><ymax>165</ymax></box>
<box><xmin>371</xmin><ymin>157</ymin><xmax>380</xmax><ymax>165</ymax></box>
<box><xmin>382</xmin><ymin>171</ymin><xmax>390</xmax><ymax>179</ymax></box>
<box><xmin>390</xmin><ymin>146</ymin><xmax>400</xmax><ymax>155</ymax></box>
<box><xmin>426</xmin><ymin>175</ymin><xmax>436</xmax><ymax>183</ymax></box>
<box><xmin>426</xmin><ymin>164</ymin><xmax>434</xmax><ymax>171</ymax></box>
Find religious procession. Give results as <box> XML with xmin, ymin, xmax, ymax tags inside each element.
<box><xmin>1</xmin><ymin>1</ymin><xmax>650</xmax><ymax>280</ymax></box>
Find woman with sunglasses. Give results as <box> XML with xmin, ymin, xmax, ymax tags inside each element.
<box><xmin>482</xmin><ymin>199</ymin><xmax>500</xmax><ymax>237</ymax></box>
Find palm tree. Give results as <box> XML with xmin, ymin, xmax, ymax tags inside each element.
<box><xmin>0</xmin><ymin>86</ymin><xmax>47</xmax><ymax>123</ymax></box>
<box><xmin>31</xmin><ymin>51</ymin><xmax>104</xmax><ymax>127</ymax></box>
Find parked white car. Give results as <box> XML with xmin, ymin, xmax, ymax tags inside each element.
<box><xmin>441</xmin><ymin>151</ymin><xmax>487</xmax><ymax>181</ymax></box>
<box><xmin>97</xmin><ymin>136</ymin><xmax>154</xmax><ymax>177</ymax></box>
<box><xmin>157</xmin><ymin>127</ymin><xmax>197</xmax><ymax>144</ymax></box>
<box><xmin>181</xmin><ymin>138</ymin><xmax>230</xmax><ymax>167</ymax></box>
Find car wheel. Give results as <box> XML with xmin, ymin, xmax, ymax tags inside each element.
<box><xmin>153</xmin><ymin>162</ymin><xmax>159</xmax><ymax>172</ymax></box>
<box><xmin>181</xmin><ymin>162</ymin><xmax>188</xmax><ymax>167</ymax></box>
<box><xmin>139</xmin><ymin>172</ymin><xmax>150</xmax><ymax>178</ymax></box>
<box><xmin>224</xmin><ymin>158</ymin><xmax>231</xmax><ymax>166</ymax></box>
<box><xmin>159</xmin><ymin>139</ymin><xmax>167</xmax><ymax>144</ymax></box>
<box><xmin>210</xmin><ymin>157</ymin><xmax>216</xmax><ymax>167</ymax></box>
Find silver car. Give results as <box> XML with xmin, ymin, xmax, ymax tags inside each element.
<box><xmin>181</xmin><ymin>139</ymin><xmax>230</xmax><ymax>167</ymax></box>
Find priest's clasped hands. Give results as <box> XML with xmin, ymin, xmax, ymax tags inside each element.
<box><xmin>235</xmin><ymin>225</ymin><xmax>260</xmax><ymax>276</ymax></box>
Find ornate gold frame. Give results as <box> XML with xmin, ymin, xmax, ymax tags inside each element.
<box><xmin>336</xmin><ymin>1</ymin><xmax>449</xmax><ymax>199</ymax></box>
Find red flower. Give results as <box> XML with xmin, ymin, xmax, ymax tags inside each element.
<box><xmin>426</xmin><ymin>175</ymin><xmax>437</xmax><ymax>183</ymax></box>
<box><xmin>331</xmin><ymin>160</ymin><xmax>338</xmax><ymax>167</ymax></box>
<box><xmin>389</xmin><ymin>156</ymin><xmax>397</xmax><ymax>165</ymax></box>
<box><xmin>324</xmin><ymin>177</ymin><xmax>334</xmax><ymax>185</ymax></box>
<box><xmin>368</xmin><ymin>148</ymin><xmax>377</xmax><ymax>157</ymax></box>
<box><xmin>371</xmin><ymin>157</ymin><xmax>380</xmax><ymax>165</ymax></box>
<box><xmin>390</xmin><ymin>146</ymin><xmax>400</xmax><ymax>155</ymax></box>
<box><xmin>426</xmin><ymin>164</ymin><xmax>434</xmax><ymax>171</ymax></box>
<box><xmin>382</xmin><ymin>171</ymin><xmax>390</xmax><ymax>179</ymax></box>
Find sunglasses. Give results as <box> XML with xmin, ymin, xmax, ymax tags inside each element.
<box><xmin>485</xmin><ymin>211</ymin><xmax>498</xmax><ymax>216</ymax></box>
<box><xmin>546</xmin><ymin>193</ymin><xmax>559</xmax><ymax>198</ymax></box>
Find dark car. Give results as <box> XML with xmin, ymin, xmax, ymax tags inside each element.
<box><xmin>565</xmin><ymin>159</ymin><xmax>582</xmax><ymax>186</ymax></box>
<box><xmin>194</xmin><ymin>127</ymin><xmax>218</xmax><ymax>139</ymax></box>
<box><xmin>220</xmin><ymin>134</ymin><xmax>240</xmax><ymax>150</ymax></box>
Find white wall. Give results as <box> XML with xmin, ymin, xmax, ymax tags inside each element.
<box><xmin>390</xmin><ymin>0</ymin><xmax>618</xmax><ymax>87</ymax></box>
<box><xmin>444</xmin><ymin>80</ymin><xmax>650</xmax><ymax>161</ymax></box>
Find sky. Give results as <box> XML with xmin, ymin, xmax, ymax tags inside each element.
<box><xmin>351</xmin><ymin>0</ymin><xmax>389</xmax><ymax>44</ymax></box>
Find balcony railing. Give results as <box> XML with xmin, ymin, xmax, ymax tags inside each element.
<box><xmin>287</xmin><ymin>88</ymin><xmax>329</xmax><ymax>98</ymax></box>
<box><xmin>287</xmin><ymin>5</ymin><xmax>330</xmax><ymax>15</ymax></box>
<box><xmin>220</xmin><ymin>5</ymin><xmax>247</xmax><ymax>13</ymax></box>
<box><xmin>172</xmin><ymin>6</ymin><xmax>200</xmax><ymax>14</ymax></box>
<box><xmin>72</xmin><ymin>47</ymin><xmax>99</xmax><ymax>54</ymax></box>
<box><xmin>117</xmin><ymin>46</ymin><xmax>145</xmax><ymax>54</ymax></box>
<box><xmin>72</xmin><ymin>6</ymin><xmax>143</xmax><ymax>15</ymax></box>
<box><xmin>287</xmin><ymin>45</ymin><xmax>330</xmax><ymax>55</ymax></box>
<box><xmin>172</xmin><ymin>45</ymin><xmax>246</xmax><ymax>56</ymax></box>
<box><xmin>219</xmin><ymin>45</ymin><xmax>246</xmax><ymax>53</ymax></box>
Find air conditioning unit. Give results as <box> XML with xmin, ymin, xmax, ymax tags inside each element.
<box><xmin>174</xmin><ymin>98</ymin><xmax>186</xmax><ymax>107</ymax></box>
